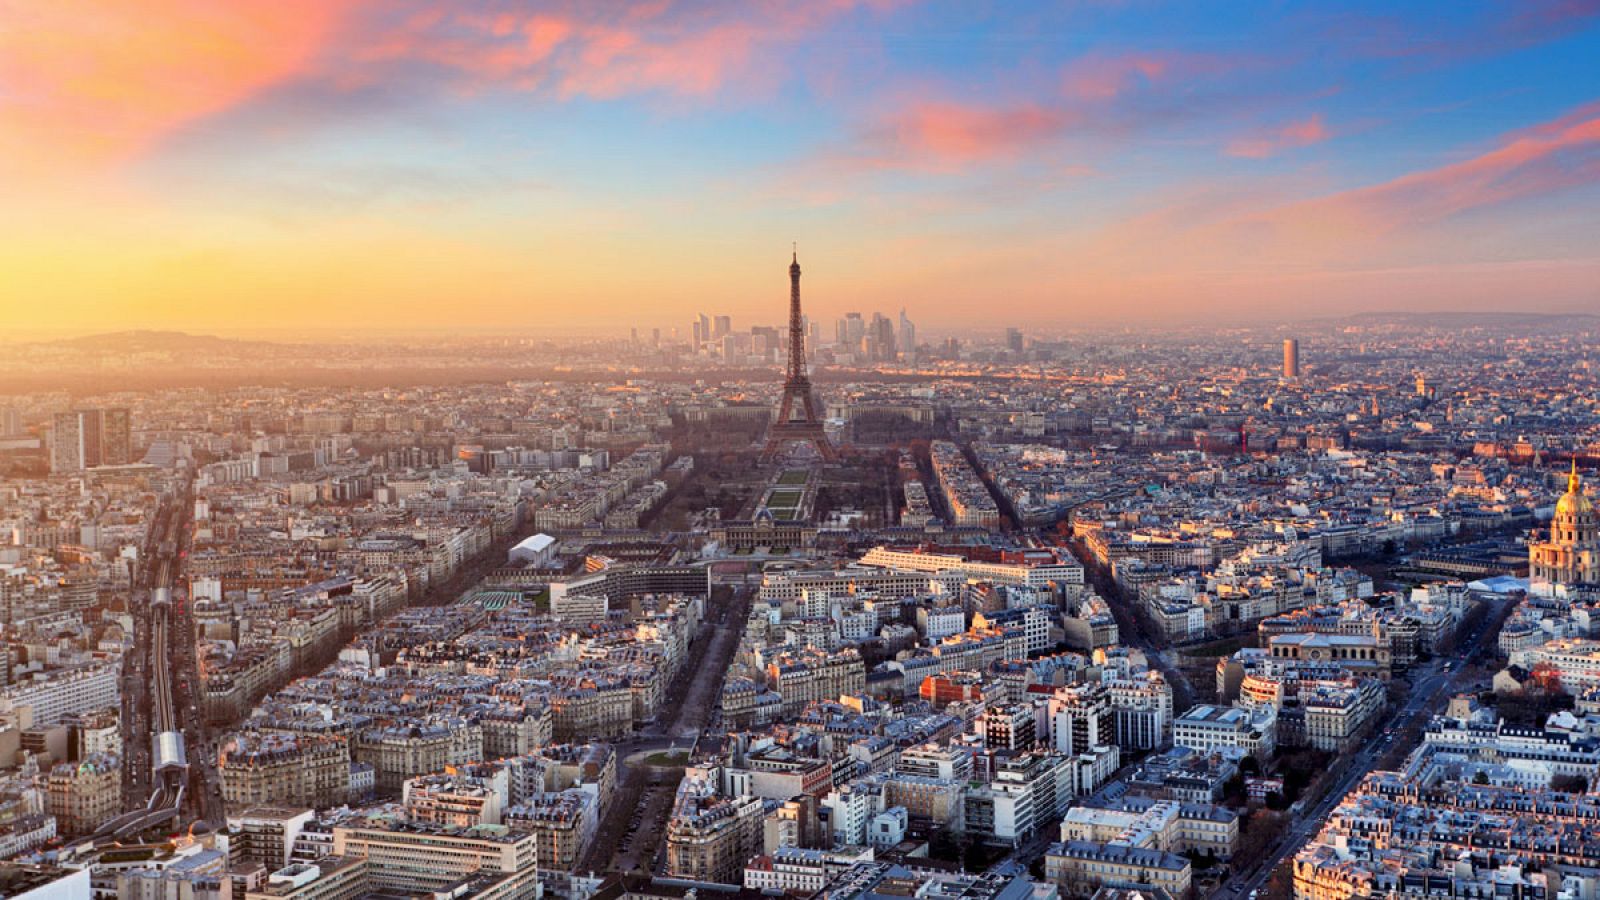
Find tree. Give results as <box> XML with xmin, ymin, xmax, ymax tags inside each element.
<box><xmin>1277</xmin><ymin>748</ymin><xmax>1331</xmax><ymax>800</ymax></box>
<box><xmin>963</xmin><ymin>840</ymin><xmax>991</xmax><ymax>872</ymax></box>
<box><xmin>1189</xmin><ymin>850</ymin><xmax>1219</xmax><ymax>871</ymax></box>
<box><xmin>1223</xmin><ymin>774</ymin><xmax>1247</xmax><ymax>806</ymax></box>
<box><xmin>1263</xmin><ymin>862</ymin><xmax>1295</xmax><ymax>900</ymax></box>
<box><xmin>1552</xmin><ymin>774</ymin><xmax>1589</xmax><ymax>793</ymax></box>
<box><xmin>1237</xmin><ymin>810</ymin><xmax>1286</xmax><ymax>865</ymax></box>
<box><xmin>928</xmin><ymin>830</ymin><xmax>965</xmax><ymax>862</ymax></box>
<box><xmin>1495</xmin><ymin>686</ymin><xmax>1572</xmax><ymax>727</ymax></box>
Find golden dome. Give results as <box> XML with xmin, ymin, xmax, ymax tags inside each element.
<box><xmin>1557</xmin><ymin>490</ymin><xmax>1594</xmax><ymax>516</ymax></box>
<box><xmin>1557</xmin><ymin>460</ymin><xmax>1594</xmax><ymax>517</ymax></box>
<box><xmin>1557</xmin><ymin>492</ymin><xmax>1594</xmax><ymax>516</ymax></box>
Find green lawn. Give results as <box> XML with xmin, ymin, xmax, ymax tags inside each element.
<box><xmin>763</xmin><ymin>485</ymin><xmax>804</xmax><ymax>521</ymax></box>
<box><xmin>777</xmin><ymin>470</ymin><xmax>809</xmax><ymax>486</ymax></box>
<box><xmin>644</xmin><ymin>751</ymin><xmax>689</xmax><ymax>767</ymax></box>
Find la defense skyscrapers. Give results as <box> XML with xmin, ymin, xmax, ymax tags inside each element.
<box><xmin>762</xmin><ymin>250</ymin><xmax>837</xmax><ymax>461</ymax></box>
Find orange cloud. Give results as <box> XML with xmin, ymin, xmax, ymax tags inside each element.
<box><xmin>0</xmin><ymin>0</ymin><xmax>357</xmax><ymax>172</ymax></box>
<box><xmin>0</xmin><ymin>1</ymin><xmax>899</xmax><ymax>177</ymax></box>
<box><xmin>1225</xmin><ymin>113</ymin><xmax>1331</xmax><ymax>158</ymax></box>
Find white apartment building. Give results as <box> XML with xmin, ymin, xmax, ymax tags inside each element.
<box><xmin>1173</xmin><ymin>704</ymin><xmax>1277</xmax><ymax>760</ymax></box>
<box><xmin>0</xmin><ymin>661</ymin><xmax>119</xmax><ymax>727</ymax></box>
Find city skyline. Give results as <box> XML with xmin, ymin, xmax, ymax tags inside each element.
<box><xmin>4</xmin><ymin>1</ymin><xmax>1599</xmax><ymax>334</ymax></box>
<box><xmin>7</xmin><ymin>3</ymin><xmax>1600</xmax><ymax>890</ymax></box>
<box><xmin>1</xmin><ymin>299</ymin><xmax>1598</xmax><ymax>895</ymax></box>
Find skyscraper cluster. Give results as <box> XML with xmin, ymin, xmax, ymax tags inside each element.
<box><xmin>684</xmin><ymin>307</ymin><xmax>918</xmax><ymax>366</ymax></box>
<box><xmin>832</xmin><ymin>309</ymin><xmax>916</xmax><ymax>364</ymax></box>
<box><xmin>688</xmin><ymin>312</ymin><xmax>784</xmax><ymax>363</ymax></box>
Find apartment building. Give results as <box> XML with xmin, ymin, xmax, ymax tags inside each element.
<box><xmin>1047</xmin><ymin>683</ymin><xmax>1115</xmax><ymax>756</ymax></box>
<box><xmin>664</xmin><ymin>788</ymin><xmax>765</xmax><ymax>885</ymax></box>
<box><xmin>767</xmin><ymin>648</ymin><xmax>866</xmax><ymax>718</ymax></box>
<box><xmin>351</xmin><ymin>722</ymin><xmax>482</xmax><ymax>795</ymax></box>
<box><xmin>221</xmin><ymin>733</ymin><xmax>351</xmax><ymax>810</ymax></box>
<box><xmin>1173</xmin><ymin>705</ymin><xmax>1277</xmax><ymax>760</ymax></box>
<box><xmin>503</xmin><ymin>789</ymin><xmax>598</xmax><ymax>871</ymax></box>
<box><xmin>244</xmin><ymin>858</ymin><xmax>368</xmax><ymax>900</ymax></box>
<box><xmin>1108</xmin><ymin>672</ymin><xmax>1173</xmax><ymax>751</ymax></box>
<box><xmin>0</xmin><ymin>661</ymin><xmax>118</xmax><ymax>727</ymax></box>
<box><xmin>45</xmin><ymin>754</ymin><xmax>121</xmax><ymax>838</ymax></box>
<box><xmin>331</xmin><ymin>821</ymin><xmax>538</xmax><ymax>895</ymax></box>
<box><xmin>1044</xmin><ymin>841</ymin><xmax>1191</xmax><ymax>899</ymax></box>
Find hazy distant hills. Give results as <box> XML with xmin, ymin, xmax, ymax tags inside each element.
<box><xmin>1333</xmin><ymin>311</ymin><xmax>1599</xmax><ymax>330</ymax></box>
<box><xmin>41</xmin><ymin>330</ymin><xmax>284</xmax><ymax>353</ymax></box>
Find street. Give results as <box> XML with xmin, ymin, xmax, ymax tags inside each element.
<box><xmin>575</xmin><ymin>584</ymin><xmax>754</xmax><ymax>874</ymax></box>
<box><xmin>1212</xmin><ymin>594</ymin><xmax>1510</xmax><ymax>899</ymax></box>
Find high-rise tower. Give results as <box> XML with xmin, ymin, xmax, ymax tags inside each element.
<box><xmin>1283</xmin><ymin>338</ymin><xmax>1300</xmax><ymax>378</ymax></box>
<box><xmin>763</xmin><ymin>250</ymin><xmax>837</xmax><ymax>461</ymax></box>
<box><xmin>50</xmin><ymin>408</ymin><xmax>131</xmax><ymax>473</ymax></box>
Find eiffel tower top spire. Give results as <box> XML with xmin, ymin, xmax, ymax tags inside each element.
<box><xmin>786</xmin><ymin>247</ymin><xmax>807</xmax><ymax>385</ymax></box>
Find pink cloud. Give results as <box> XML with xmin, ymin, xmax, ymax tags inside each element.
<box><xmin>851</xmin><ymin>101</ymin><xmax>1079</xmax><ymax>170</ymax></box>
<box><xmin>0</xmin><ymin>0</ymin><xmax>358</xmax><ymax>171</ymax></box>
<box><xmin>1063</xmin><ymin>54</ymin><xmax>1173</xmax><ymax>100</ymax></box>
<box><xmin>811</xmin><ymin>49</ymin><xmax>1274</xmax><ymax>175</ymax></box>
<box><xmin>1276</xmin><ymin>102</ymin><xmax>1600</xmax><ymax>231</ymax></box>
<box><xmin>0</xmin><ymin>0</ymin><xmax>911</xmax><ymax>175</ymax></box>
<box><xmin>356</xmin><ymin>1</ymin><xmax>903</xmax><ymax>102</ymax></box>
<box><xmin>1226</xmin><ymin>113</ymin><xmax>1331</xmax><ymax>158</ymax></box>
<box><xmin>1340</xmin><ymin>0</ymin><xmax>1600</xmax><ymax>65</ymax></box>
<box><xmin>1060</xmin><ymin>51</ymin><xmax>1237</xmax><ymax>101</ymax></box>
<box><xmin>1078</xmin><ymin>101</ymin><xmax>1600</xmax><ymax>279</ymax></box>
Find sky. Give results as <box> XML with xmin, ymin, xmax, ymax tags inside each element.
<box><xmin>1</xmin><ymin>0</ymin><xmax>1598</xmax><ymax>337</ymax></box>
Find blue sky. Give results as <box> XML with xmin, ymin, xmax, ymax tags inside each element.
<box><xmin>2</xmin><ymin>0</ymin><xmax>1597</xmax><ymax>333</ymax></box>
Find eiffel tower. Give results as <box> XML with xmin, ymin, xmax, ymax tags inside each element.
<box><xmin>762</xmin><ymin>249</ymin><xmax>837</xmax><ymax>461</ymax></box>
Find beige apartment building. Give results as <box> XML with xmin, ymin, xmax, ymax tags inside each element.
<box><xmin>221</xmin><ymin>733</ymin><xmax>351</xmax><ymax>810</ymax></box>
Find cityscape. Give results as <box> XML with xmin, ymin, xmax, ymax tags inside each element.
<box><xmin>2</xmin><ymin>5</ymin><xmax>1600</xmax><ymax>900</ymax></box>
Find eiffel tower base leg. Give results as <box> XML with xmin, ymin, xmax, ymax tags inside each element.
<box><xmin>762</xmin><ymin>425</ymin><xmax>837</xmax><ymax>461</ymax></box>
